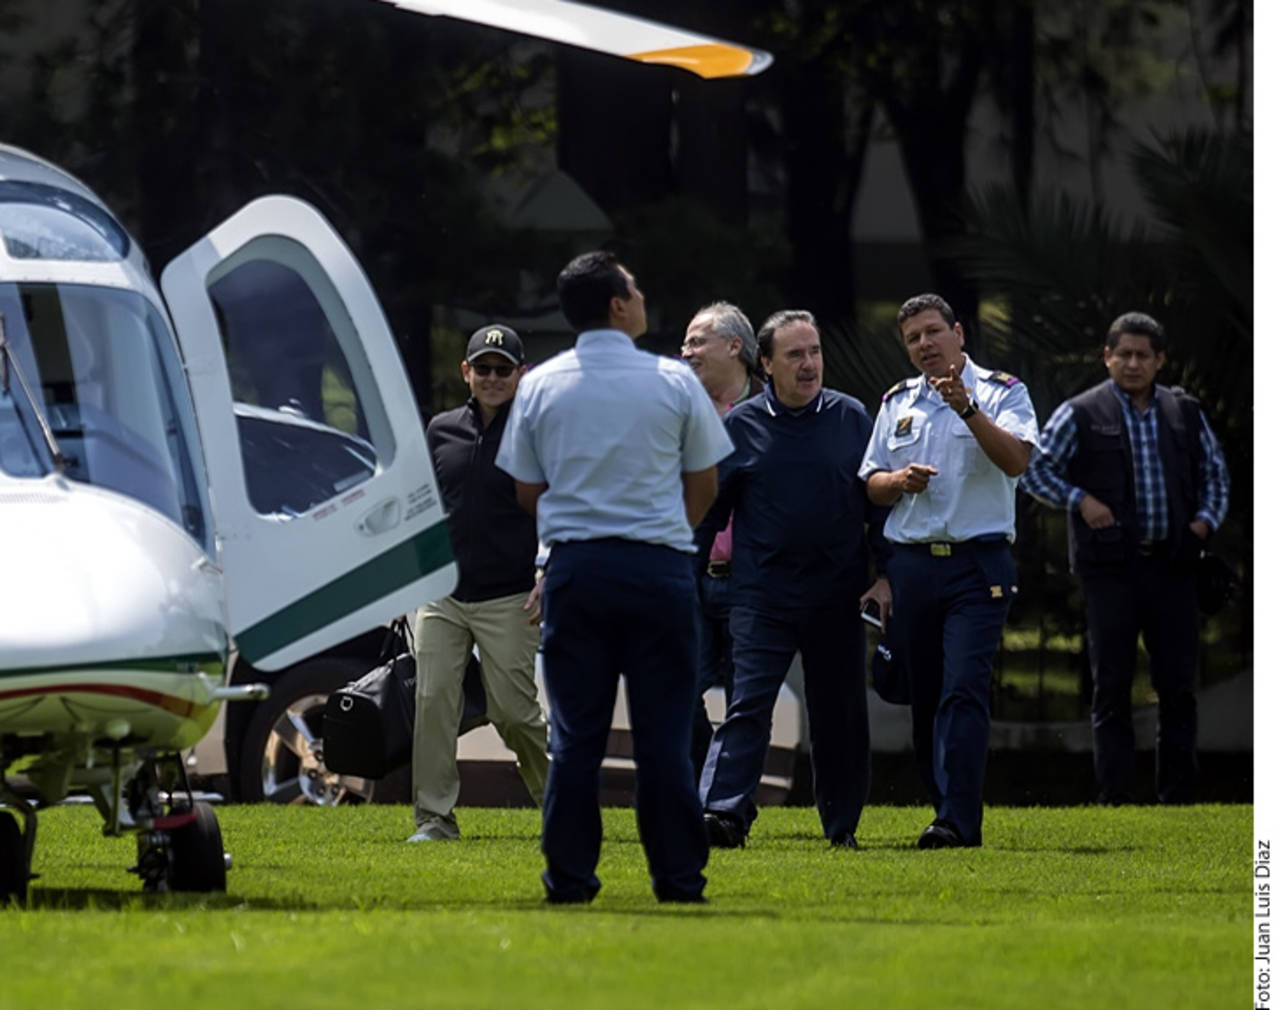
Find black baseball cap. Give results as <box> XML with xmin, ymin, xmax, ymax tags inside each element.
<box><xmin>466</xmin><ymin>324</ymin><xmax>524</xmax><ymax>365</ymax></box>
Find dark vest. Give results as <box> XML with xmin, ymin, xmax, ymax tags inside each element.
<box><xmin>1064</xmin><ymin>380</ymin><xmax>1201</xmax><ymax>575</ymax></box>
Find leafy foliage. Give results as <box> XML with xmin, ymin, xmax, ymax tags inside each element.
<box><xmin>956</xmin><ymin>128</ymin><xmax>1250</xmax><ymax>442</ymax></box>
<box><xmin>0</xmin><ymin>0</ymin><xmax>566</xmax><ymax>412</ymax></box>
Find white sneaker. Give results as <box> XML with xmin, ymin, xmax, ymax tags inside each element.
<box><xmin>406</xmin><ymin>826</ymin><xmax>458</xmax><ymax>843</ymax></box>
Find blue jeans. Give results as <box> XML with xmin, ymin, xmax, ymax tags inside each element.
<box><xmin>539</xmin><ymin>538</ymin><xmax>708</xmax><ymax>902</ymax></box>
<box><xmin>700</xmin><ymin>598</ymin><xmax>869</xmax><ymax>841</ymax></box>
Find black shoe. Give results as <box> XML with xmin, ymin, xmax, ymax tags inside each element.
<box><xmin>829</xmin><ymin>832</ymin><xmax>859</xmax><ymax>850</ymax></box>
<box><xmin>657</xmin><ymin>893</ymin><xmax>709</xmax><ymax>904</ymax></box>
<box><xmin>917</xmin><ymin>820</ymin><xmax>974</xmax><ymax>850</ymax></box>
<box><xmin>543</xmin><ymin>875</ymin><xmax>600</xmax><ymax>905</ymax></box>
<box><xmin>545</xmin><ymin>890</ymin><xmax>595</xmax><ymax>905</ymax></box>
<box><xmin>704</xmin><ymin>812</ymin><xmax>746</xmax><ymax>849</ymax></box>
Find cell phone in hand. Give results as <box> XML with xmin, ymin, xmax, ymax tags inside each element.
<box><xmin>860</xmin><ymin>600</ymin><xmax>883</xmax><ymax>630</ymax></box>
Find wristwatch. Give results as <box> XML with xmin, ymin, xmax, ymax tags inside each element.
<box><xmin>958</xmin><ymin>399</ymin><xmax>979</xmax><ymax>420</ymax></box>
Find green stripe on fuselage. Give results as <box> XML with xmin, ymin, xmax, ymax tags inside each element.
<box><xmin>235</xmin><ymin>519</ymin><xmax>453</xmax><ymax>664</ymax></box>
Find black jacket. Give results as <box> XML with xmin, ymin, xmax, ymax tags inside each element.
<box><xmin>427</xmin><ymin>399</ymin><xmax>537</xmax><ymax>602</ymax></box>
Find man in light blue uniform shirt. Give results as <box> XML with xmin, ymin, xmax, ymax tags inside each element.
<box><xmin>859</xmin><ymin>293</ymin><xmax>1039</xmax><ymax>849</ymax></box>
<box><xmin>497</xmin><ymin>250</ymin><xmax>732</xmax><ymax>904</ymax></box>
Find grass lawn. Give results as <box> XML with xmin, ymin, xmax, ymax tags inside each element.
<box><xmin>9</xmin><ymin>803</ymin><xmax>1250</xmax><ymax>1009</ymax></box>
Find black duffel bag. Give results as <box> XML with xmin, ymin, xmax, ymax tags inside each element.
<box><xmin>323</xmin><ymin>619</ymin><xmax>417</xmax><ymax>780</ymax></box>
<box><xmin>322</xmin><ymin>618</ymin><xmax>491</xmax><ymax>780</ymax></box>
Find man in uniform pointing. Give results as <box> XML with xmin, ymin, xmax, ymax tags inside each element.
<box><xmin>859</xmin><ymin>294</ymin><xmax>1038</xmax><ymax>849</ymax></box>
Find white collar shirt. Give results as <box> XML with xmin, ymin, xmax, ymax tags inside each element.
<box><xmin>496</xmin><ymin>329</ymin><xmax>733</xmax><ymax>552</ymax></box>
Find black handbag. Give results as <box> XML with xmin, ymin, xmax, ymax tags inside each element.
<box><xmin>323</xmin><ymin>619</ymin><xmax>417</xmax><ymax>779</ymax></box>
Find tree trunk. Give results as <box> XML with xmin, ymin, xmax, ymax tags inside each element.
<box><xmin>674</xmin><ymin>78</ymin><xmax>748</xmax><ymax>226</ymax></box>
<box><xmin>778</xmin><ymin>58</ymin><xmax>861</xmax><ymax>318</ymax></box>
<box><xmin>132</xmin><ymin>0</ymin><xmax>198</xmax><ymax>262</ymax></box>
<box><xmin>556</xmin><ymin>50</ymin><xmax>675</xmax><ymax>217</ymax></box>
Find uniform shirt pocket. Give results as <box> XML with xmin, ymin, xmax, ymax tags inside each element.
<box><xmin>949</xmin><ymin>425</ymin><xmax>979</xmax><ymax>468</ymax></box>
<box><xmin>886</xmin><ymin>411</ymin><xmax>926</xmax><ymax>455</ymax></box>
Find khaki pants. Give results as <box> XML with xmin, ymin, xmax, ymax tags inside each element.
<box><xmin>412</xmin><ymin>592</ymin><xmax>548</xmax><ymax>836</ymax></box>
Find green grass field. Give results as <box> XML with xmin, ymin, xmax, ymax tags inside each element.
<box><xmin>9</xmin><ymin>803</ymin><xmax>1250</xmax><ymax>1009</ymax></box>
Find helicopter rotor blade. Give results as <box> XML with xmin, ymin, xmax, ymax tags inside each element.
<box><xmin>372</xmin><ymin>0</ymin><xmax>773</xmax><ymax>78</ymax></box>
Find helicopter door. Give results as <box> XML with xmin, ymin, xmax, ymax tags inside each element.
<box><xmin>160</xmin><ymin>196</ymin><xmax>456</xmax><ymax>671</ymax></box>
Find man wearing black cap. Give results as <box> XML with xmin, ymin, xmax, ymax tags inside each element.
<box><xmin>408</xmin><ymin>324</ymin><xmax>550</xmax><ymax>843</ymax></box>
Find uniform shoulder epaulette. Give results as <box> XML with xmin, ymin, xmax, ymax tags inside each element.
<box><xmin>984</xmin><ymin>370</ymin><xmax>1021</xmax><ymax>388</ymax></box>
<box><xmin>882</xmin><ymin>378</ymin><xmax>914</xmax><ymax>402</ymax></box>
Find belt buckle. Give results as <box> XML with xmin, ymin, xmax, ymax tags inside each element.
<box><xmin>930</xmin><ymin>543</ymin><xmax>952</xmax><ymax>557</ymax></box>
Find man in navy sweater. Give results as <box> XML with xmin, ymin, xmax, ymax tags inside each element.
<box><xmin>699</xmin><ymin>310</ymin><xmax>890</xmax><ymax>848</ymax></box>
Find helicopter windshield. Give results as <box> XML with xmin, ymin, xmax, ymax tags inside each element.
<box><xmin>0</xmin><ymin>180</ymin><xmax>130</xmax><ymax>261</ymax></box>
<box><xmin>0</xmin><ymin>282</ymin><xmax>207</xmax><ymax>545</ymax></box>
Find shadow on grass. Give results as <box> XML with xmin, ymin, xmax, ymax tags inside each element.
<box><xmin>22</xmin><ymin>887</ymin><xmax>784</xmax><ymax>918</ymax></box>
<box><xmin>990</xmin><ymin>843</ymin><xmax>1141</xmax><ymax>854</ymax></box>
<box><xmin>27</xmin><ymin>887</ymin><xmax>323</xmax><ymax>911</ymax></box>
<box><xmin>778</xmin><ymin>839</ymin><xmax>1143</xmax><ymax>854</ymax></box>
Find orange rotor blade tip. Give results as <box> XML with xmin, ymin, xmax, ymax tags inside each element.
<box><xmin>629</xmin><ymin>43</ymin><xmax>767</xmax><ymax>79</ymax></box>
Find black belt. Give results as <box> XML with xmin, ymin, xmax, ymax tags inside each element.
<box><xmin>1137</xmin><ymin>539</ymin><xmax>1169</xmax><ymax>557</ymax></box>
<box><xmin>705</xmin><ymin>560</ymin><xmax>731</xmax><ymax>579</ymax></box>
<box><xmin>896</xmin><ymin>536</ymin><xmax>1007</xmax><ymax>557</ymax></box>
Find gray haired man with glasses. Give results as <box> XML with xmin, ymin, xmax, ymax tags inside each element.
<box><xmin>681</xmin><ymin>302</ymin><xmax>764</xmax><ymax>776</ymax></box>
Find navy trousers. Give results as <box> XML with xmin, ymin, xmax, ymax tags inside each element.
<box><xmin>691</xmin><ymin>571</ymin><xmax>734</xmax><ymax>778</ymax></box>
<box><xmin>886</xmin><ymin>542</ymin><xmax>1014</xmax><ymax>845</ymax></box>
<box><xmin>700</xmin><ymin>599</ymin><xmax>869</xmax><ymax>841</ymax></box>
<box><xmin>539</xmin><ymin>538</ymin><xmax>708</xmax><ymax>902</ymax></box>
<box><xmin>1082</xmin><ymin>555</ymin><xmax>1199</xmax><ymax>803</ymax></box>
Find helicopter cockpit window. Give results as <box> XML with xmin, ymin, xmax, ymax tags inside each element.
<box><xmin>0</xmin><ymin>181</ymin><xmax>130</xmax><ymax>262</ymax></box>
<box><xmin>207</xmin><ymin>237</ymin><xmax>384</xmax><ymax>520</ymax></box>
<box><xmin>0</xmin><ymin>283</ymin><xmax>208</xmax><ymax>546</ymax></box>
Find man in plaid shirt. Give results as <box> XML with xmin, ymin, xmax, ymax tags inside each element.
<box><xmin>1022</xmin><ymin>311</ymin><xmax>1229</xmax><ymax>804</ymax></box>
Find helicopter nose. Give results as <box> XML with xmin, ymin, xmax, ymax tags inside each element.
<box><xmin>0</xmin><ymin>480</ymin><xmax>225</xmax><ymax>671</ymax></box>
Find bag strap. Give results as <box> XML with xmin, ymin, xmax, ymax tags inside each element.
<box><xmin>378</xmin><ymin>615</ymin><xmax>413</xmax><ymax>662</ymax></box>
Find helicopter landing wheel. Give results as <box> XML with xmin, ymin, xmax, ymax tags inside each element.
<box><xmin>167</xmin><ymin>801</ymin><xmax>227</xmax><ymax>893</ymax></box>
<box><xmin>0</xmin><ymin>811</ymin><xmax>29</xmax><ymax>905</ymax></box>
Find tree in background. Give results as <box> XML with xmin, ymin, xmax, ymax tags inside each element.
<box><xmin>0</xmin><ymin>0</ymin><xmax>563</xmax><ymax>411</ymax></box>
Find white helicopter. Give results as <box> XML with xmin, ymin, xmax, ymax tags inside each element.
<box><xmin>0</xmin><ymin>1</ymin><xmax>770</xmax><ymax>901</ymax></box>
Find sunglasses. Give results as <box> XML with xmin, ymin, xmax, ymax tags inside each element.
<box><xmin>470</xmin><ymin>362</ymin><xmax>516</xmax><ymax>378</ymax></box>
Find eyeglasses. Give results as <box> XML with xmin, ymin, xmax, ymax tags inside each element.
<box><xmin>681</xmin><ymin>335</ymin><xmax>733</xmax><ymax>353</ymax></box>
<box><xmin>470</xmin><ymin>362</ymin><xmax>515</xmax><ymax>378</ymax></box>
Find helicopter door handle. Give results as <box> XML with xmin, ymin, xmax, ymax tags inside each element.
<box><xmin>356</xmin><ymin>497</ymin><xmax>401</xmax><ymax>536</ymax></box>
